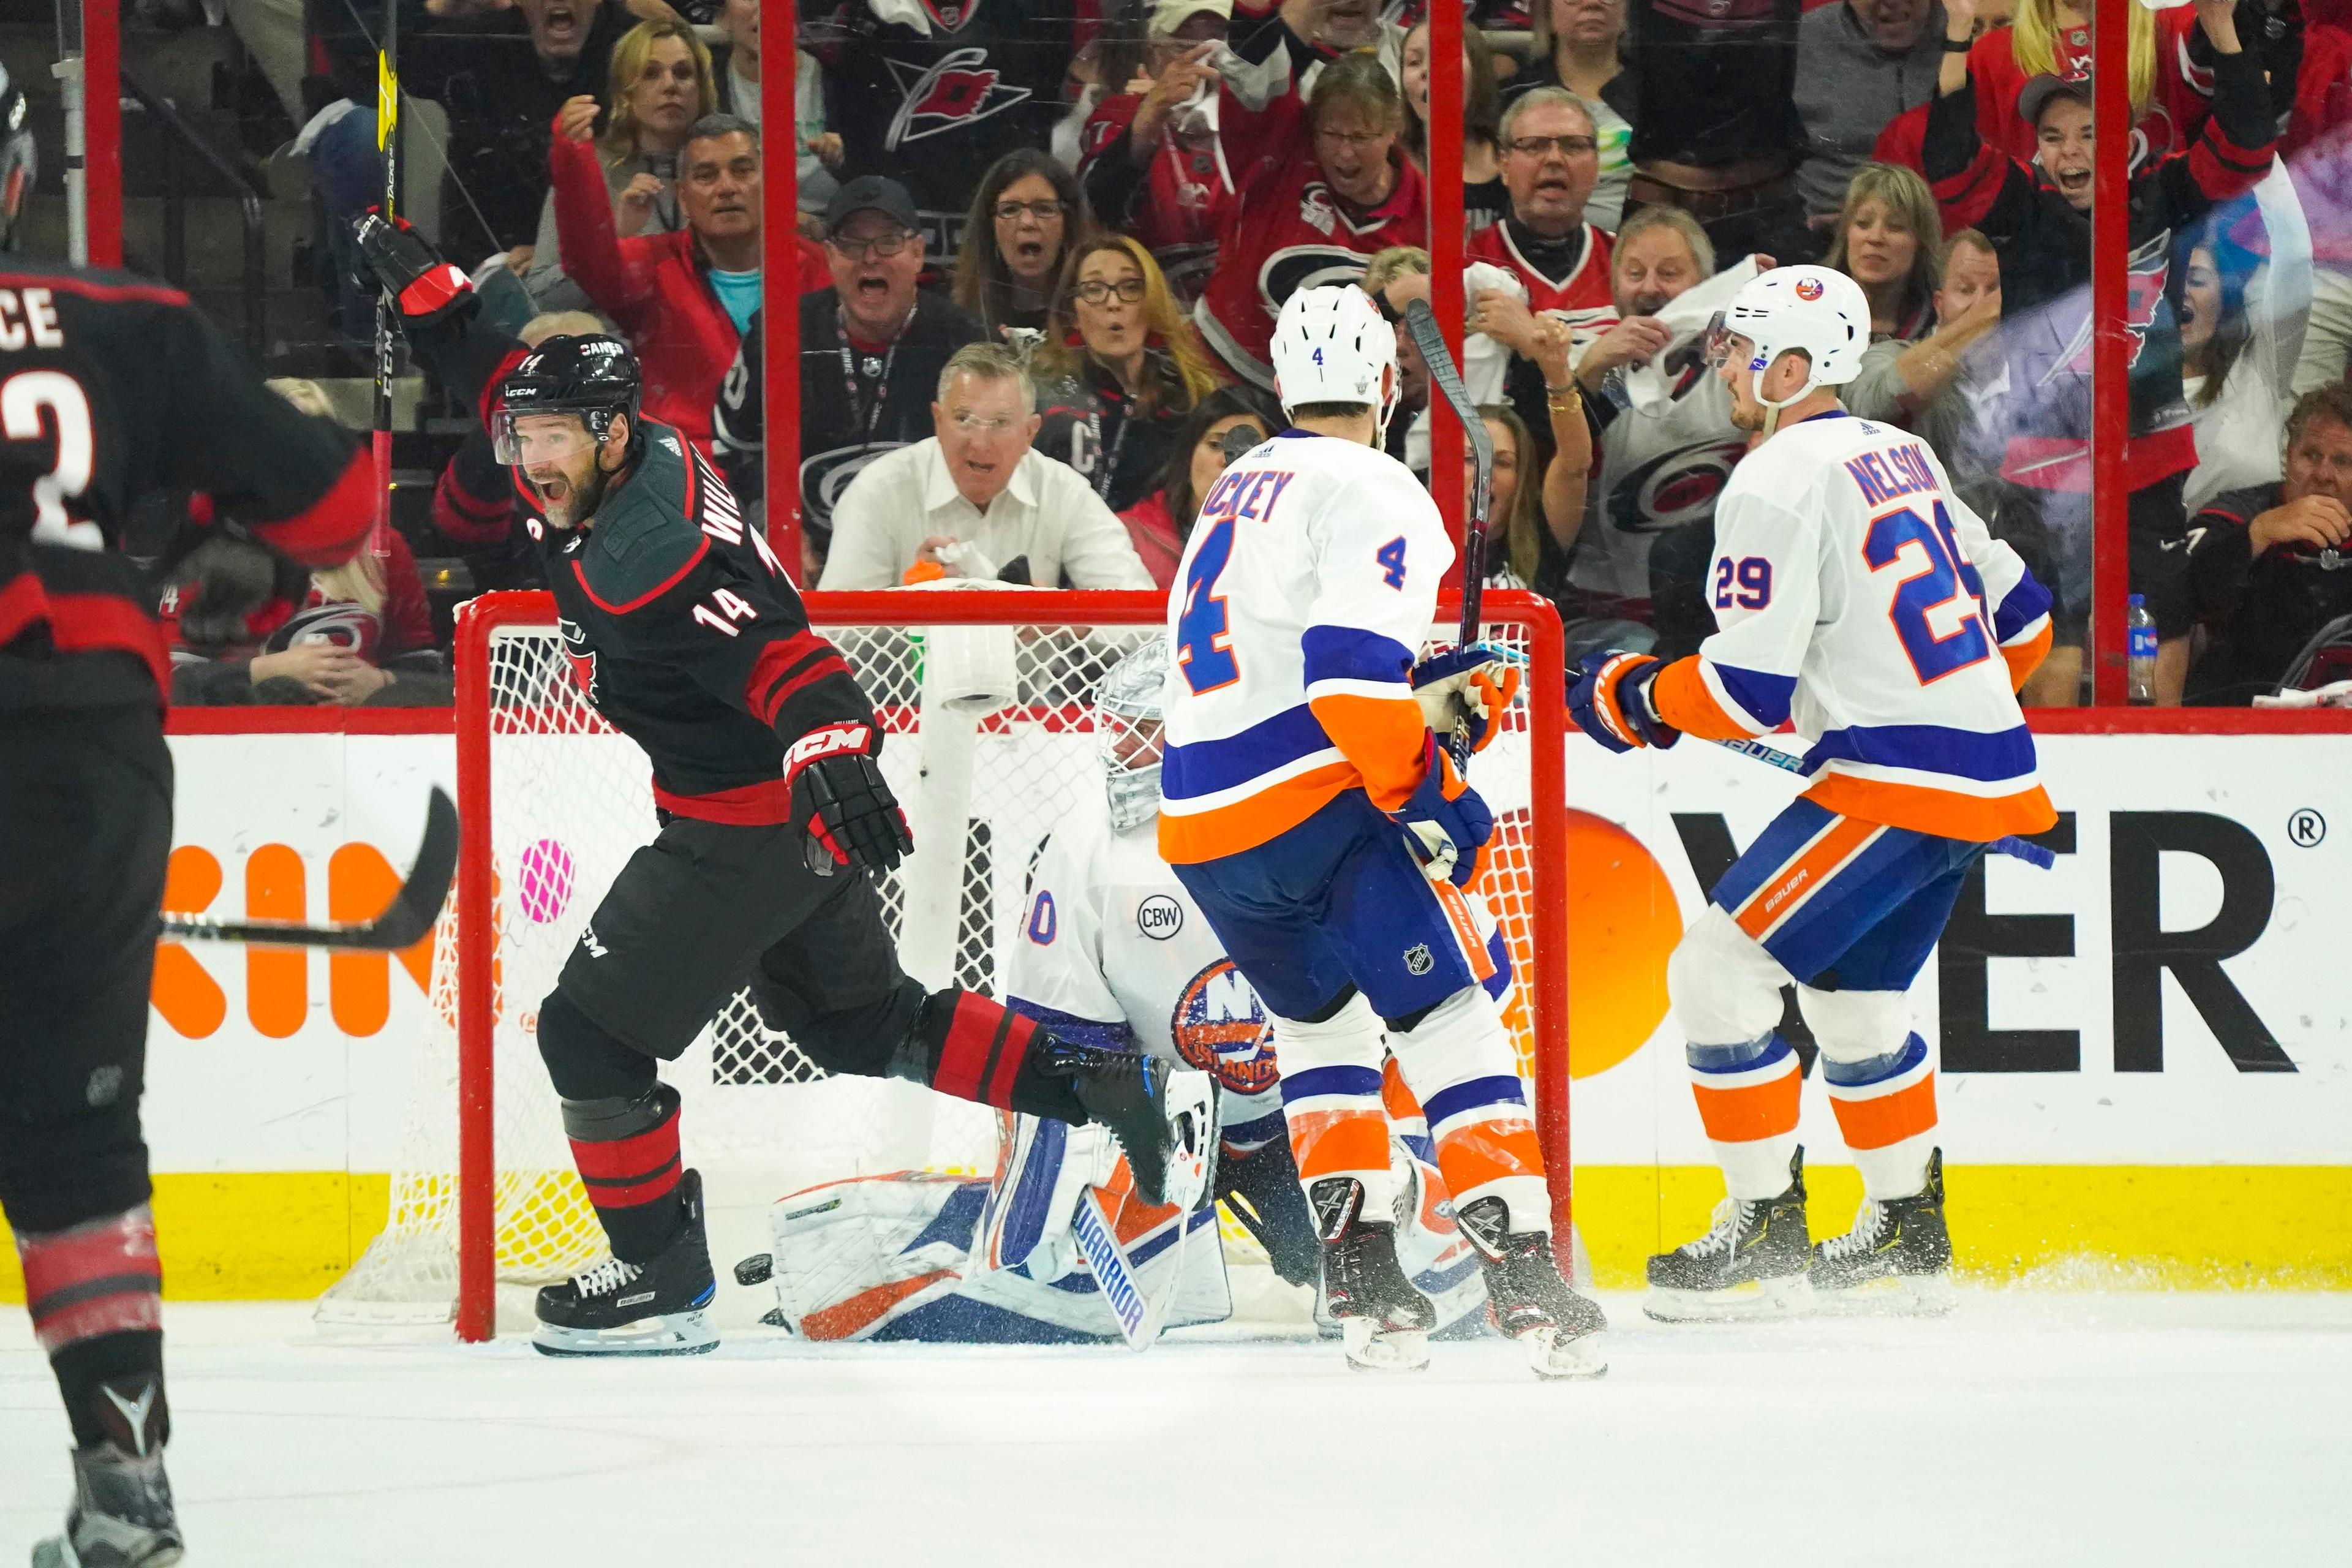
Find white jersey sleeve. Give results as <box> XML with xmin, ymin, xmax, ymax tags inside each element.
<box><xmin>1674</xmin><ymin>483</ymin><xmax>1823</xmax><ymax>736</ymax></box>
<box><xmin>1003</xmin><ymin>805</ymin><xmax>1136</xmax><ymax>1052</ymax></box>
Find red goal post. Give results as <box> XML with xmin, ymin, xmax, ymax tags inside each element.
<box><xmin>434</xmin><ymin>587</ymin><xmax>1569</xmax><ymax>1343</ymax></box>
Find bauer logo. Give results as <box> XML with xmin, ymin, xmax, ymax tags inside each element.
<box><xmin>1136</xmin><ymin>894</ymin><xmax>1183</xmax><ymax>940</ymax></box>
<box><xmin>1170</xmin><ymin>960</ymin><xmax>1279</xmax><ymax>1094</ymax></box>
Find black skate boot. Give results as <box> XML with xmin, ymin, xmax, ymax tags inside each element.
<box><xmin>533</xmin><ymin>1169</ymin><xmax>719</xmax><ymax>1356</ymax></box>
<box><xmin>1455</xmin><ymin>1197</ymin><xmax>1608</xmax><ymax>1380</ymax></box>
<box><xmin>1311</xmin><ymin>1177</ymin><xmax>1438</xmax><ymax>1371</ymax></box>
<box><xmin>1041</xmin><ymin>1040</ymin><xmax>1213</xmax><ymax>1210</ymax></box>
<box><xmin>1810</xmin><ymin>1147</ymin><xmax>1956</xmax><ymax>1315</ymax></box>
<box><xmin>1645</xmin><ymin>1147</ymin><xmax>1814</xmax><ymax>1322</ymax></box>
<box><xmin>32</xmin><ymin>1442</ymin><xmax>183</xmax><ymax>1568</ymax></box>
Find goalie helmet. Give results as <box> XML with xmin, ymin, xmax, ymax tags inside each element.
<box><xmin>1269</xmin><ymin>284</ymin><xmax>1400</xmax><ymax>437</ymax></box>
<box><xmin>1706</xmin><ymin>265</ymin><xmax>1870</xmax><ymax>410</ymax></box>
<box><xmin>492</xmin><ymin>334</ymin><xmax>643</xmax><ymax>464</ymax></box>
<box><xmin>1096</xmin><ymin>638</ymin><xmax>1172</xmax><ymax>832</ymax></box>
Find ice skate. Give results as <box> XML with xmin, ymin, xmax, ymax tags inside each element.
<box><xmin>533</xmin><ymin>1169</ymin><xmax>719</xmax><ymax>1357</ymax></box>
<box><xmin>1455</xmin><ymin>1197</ymin><xmax>1608</xmax><ymax>1379</ymax></box>
<box><xmin>1645</xmin><ymin>1147</ymin><xmax>1814</xmax><ymax>1322</ymax></box>
<box><xmin>1042</xmin><ymin>1040</ymin><xmax>1214</xmax><ymax>1211</ymax></box>
<box><xmin>1310</xmin><ymin>1177</ymin><xmax>1436</xmax><ymax>1371</ymax></box>
<box><xmin>31</xmin><ymin>1442</ymin><xmax>183</xmax><ymax>1568</ymax></box>
<box><xmin>1810</xmin><ymin>1148</ymin><xmax>1956</xmax><ymax>1316</ymax></box>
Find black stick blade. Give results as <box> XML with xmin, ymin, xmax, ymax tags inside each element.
<box><xmin>159</xmin><ymin>787</ymin><xmax>459</xmax><ymax>951</ymax></box>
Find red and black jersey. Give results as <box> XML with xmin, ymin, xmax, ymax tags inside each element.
<box><xmin>415</xmin><ymin>303</ymin><xmax>878</xmax><ymax>820</ymax></box>
<box><xmin>1077</xmin><ymin>92</ymin><xmax>1235</xmax><ymax>308</ymax></box>
<box><xmin>812</xmin><ymin>0</ymin><xmax>1083</xmax><ymax>259</ymax></box>
<box><xmin>0</xmin><ymin>259</ymin><xmax>372</xmax><ymax>712</ymax></box>
<box><xmin>1466</xmin><ymin>217</ymin><xmax>1616</xmax><ymax>325</ymax></box>
<box><xmin>1193</xmin><ymin>93</ymin><xmax>1427</xmax><ymax>388</ymax></box>
<box><xmin>1921</xmin><ymin>45</ymin><xmax>2277</xmax><ymax>492</ymax></box>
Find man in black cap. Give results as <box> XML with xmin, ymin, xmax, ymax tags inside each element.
<box><xmin>711</xmin><ymin>176</ymin><xmax>985</xmax><ymax>575</ymax></box>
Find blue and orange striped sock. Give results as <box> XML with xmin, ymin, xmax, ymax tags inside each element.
<box><xmin>1688</xmin><ymin>1033</ymin><xmax>1803</xmax><ymax>1200</ymax></box>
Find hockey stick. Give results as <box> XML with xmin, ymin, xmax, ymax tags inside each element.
<box><xmin>1568</xmin><ymin>667</ymin><xmax>2055</xmax><ymax>869</ymax></box>
<box><xmin>160</xmin><ymin>788</ymin><xmax>459</xmax><ymax>948</ymax></box>
<box><xmin>1401</xmin><ymin>299</ymin><xmax>1493</xmax><ymax>766</ymax></box>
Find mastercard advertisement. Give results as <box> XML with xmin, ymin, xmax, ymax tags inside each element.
<box><xmin>2</xmin><ymin>723</ymin><xmax>2343</xmax><ymax>1298</ymax></box>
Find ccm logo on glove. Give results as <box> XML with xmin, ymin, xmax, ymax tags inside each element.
<box><xmin>785</xmin><ymin>723</ymin><xmax>873</xmax><ymax>775</ymax></box>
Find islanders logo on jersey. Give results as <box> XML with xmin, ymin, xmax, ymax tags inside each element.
<box><xmin>1170</xmin><ymin>959</ymin><xmax>1278</xmax><ymax>1095</ymax></box>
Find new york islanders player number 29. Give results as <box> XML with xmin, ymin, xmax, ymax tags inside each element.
<box><xmin>1569</xmin><ymin>266</ymin><xmax>2059</xmax><ymax>1322</ymax></box>
<box><xmin>1159</xmin><ymin>285</ymin><xmax>1606</xmax><ymax>1378</ymax></box>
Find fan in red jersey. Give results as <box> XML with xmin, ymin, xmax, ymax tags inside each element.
<box><xmin>1468</xmin><ymin>86</ymin><xmax>1619</xmax><ymax>362</ymax></box>
<box><xmin>1191</xmin><ymin>39</ymin><xmax>1427</xmax><ymax>388</ymax></box>
<box><xmin>1078</xmin><ymin>0</ymin><xmax>1238</xmax><ymax>309</ymax></box>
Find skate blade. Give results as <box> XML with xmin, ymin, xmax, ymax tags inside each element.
<box><xmin>1812</xmin><ymin>1270</ymin><xmax>1956</xmax><ymax>1318</ymax></box>
<box><xmin>1521</xmin><ymin>1325</ymin><xmax>1608</xmax><ymax>1381</ymax></box>
<box><xmin>1642</xmin><ymin>1274</ymin><xmax>1814</xmax><ymax>1324</ymax></box>
<box><xmin>531</xmin><ymin>1309</ymin><xmax>720</xmax><ymax>1358</ymax></box>
<box><xmin>1342</xmin><ymin>1319</ymin><xmax>1432</xmax><ymax>1373</ymax></box>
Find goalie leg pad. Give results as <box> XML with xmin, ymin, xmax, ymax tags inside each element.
<box><xmin>766</xmin><ymin>1175</ymin><xmax>986</xmax><ymax>1340</ymax></box>
<box><xmin>1273</xmin><ymin>992</ymin><xmax>1397</xmax><ymax>1217</ymax></box>
<box><xmin>1387</xmin><ymin>987</ymin><xmax>1548</xmax><ymax>1235</ymax></box>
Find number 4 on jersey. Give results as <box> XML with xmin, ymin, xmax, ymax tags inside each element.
<box><xmin>1175</xmin><ymin>516</ymin><xmax>1239</xmax><ymax>693</ymax></box>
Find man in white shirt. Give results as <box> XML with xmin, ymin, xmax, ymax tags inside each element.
<box><xmin>818</xmin><ymin>343</ymin><xmax>1157</xmax><ymax>590</ymax></box>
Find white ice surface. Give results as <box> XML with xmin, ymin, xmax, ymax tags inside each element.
<box><xmin>6</xmin><ymin>1293</ymin><xmax>2350</xmax><ymax>1566</ymax></box>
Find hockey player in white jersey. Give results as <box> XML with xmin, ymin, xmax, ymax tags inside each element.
<box><xmin>745</xmin><ymin>641</ymin><xmax>1491</xmax><ymax>1343</ymax></box>
<box><xmin>1567</xmin><ymin>266</ymin><xmax>2057</xmax><ymax>1321</ymax></box>
<box><xmin>1158</xmin><ymin>284</ymin><xmax>1607</xmax><ymax>1377</ymax></box>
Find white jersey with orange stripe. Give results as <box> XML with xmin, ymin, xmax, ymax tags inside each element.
<box><xmin>1649</xmin><ymin>410</ymin><xmax>2060</xmax><ymax>844</ymax></box>
<box><xmin>1158</xmin><ymin>428</ymin><xmax>1456</xmax><ymax>866</ymax></box>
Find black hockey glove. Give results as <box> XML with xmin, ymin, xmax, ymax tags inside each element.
<box><xmin>353</xmin><ymin>209</ymin><xmax>475</xmax><ymax>328</ymax></box>
<box><xmin>785</xmin><ymin>723</ymin><xmax>914</xmax><ymax>876</ymax></box>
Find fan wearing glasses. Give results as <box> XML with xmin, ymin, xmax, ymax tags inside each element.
<box><xmin>954</xmin><ymin>149</ymin><xmax>1090</xmax><ymax>345</ymax></box>
<box><xmin>1033</xmin><ymin>236</ymin><xmax>1231</xmax><ymax>514</ymax></box>
<box><xmin>1467</xmin><ymin>89</ymin><xmax>1619</xmax><ymax>352</ymax></box>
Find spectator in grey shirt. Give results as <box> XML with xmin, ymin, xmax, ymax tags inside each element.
<box><xmin>1793</xmin><ymin>0</ymin><xmax>1947</xmax><ymax>229</ymax></box>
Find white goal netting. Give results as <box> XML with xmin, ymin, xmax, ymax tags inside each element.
<box><xmin>318</xmin><ymin>590</ymin><xmax>1550</xmax><ymax>1332</ymax></box>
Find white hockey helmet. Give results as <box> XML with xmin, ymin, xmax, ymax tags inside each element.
<box><xmin>1096</xmin><ymin>638</ymin><xmax>1172</xmax><ymax>832</ymax></box>
<box><xmin>1268</xmin><ymin>284</ymin><xmax>1400</xmax><ymax>435</ymax></box>
<box><xmin>1709</xmin><ymin>265</ymin><xmax>1871</xmax><ymax>412</ymax></box>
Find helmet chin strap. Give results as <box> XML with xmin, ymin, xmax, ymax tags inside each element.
<box><xmin>1373</xmin><ymin>363</ymin><xmax>1400</xmax><ymax>443</ymax></box>
<box><xmin>1752</xmin><ymin>349</ymin><xmax>1821</xmax><ymax>440</ymax></box>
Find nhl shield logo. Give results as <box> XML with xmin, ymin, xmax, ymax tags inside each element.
<box><xmin>1170</xmin><ymin>959</ymin><xmax>1278</xmax><ymax>1094</ymax></box>
<box><xmin>1403</xmin><ymin>943</ymin><xmax>1434</xmax><ymax>976</ymax></box>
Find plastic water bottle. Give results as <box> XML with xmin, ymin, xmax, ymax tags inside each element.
<box><xmin>2125</xmin><ymin>594</ymin><xmax>2158</xmax><ymax>705</ymax></box>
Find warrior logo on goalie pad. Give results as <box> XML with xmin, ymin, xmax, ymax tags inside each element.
<box><xmin>1169</xmin><ymin>959</ymin><xmax>1277</xmax><ymax>1095</ymax></box>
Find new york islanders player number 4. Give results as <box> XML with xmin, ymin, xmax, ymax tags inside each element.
<box><xmin>1162</xmin><ymin>285</ymin><xmax>1607</xmax><ymax>1378</ymax></box>
<box><xmin>1569</xmin><ymin>266</ymin><xmax>2058</xmax><ymax>1322</ymax></box>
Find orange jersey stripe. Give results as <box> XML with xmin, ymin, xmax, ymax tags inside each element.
<box><xmin>1828</xmin><ymin>1075</ymin><xmax>1939</xmax><ymax>1152</ymax></box>
<box><xmin>1306</xmin><ymin>691</ymin><xmax>1430</xmax><ymax>811</ymax></box>
<box><xmin>1691</xmin><ymin>1065</ymin><xmax>1802</xmax><ymax>1144</ymax></box>
<box><xmin>1380</xmin><ymin>1060</ymin><xmax>1426</xmax><ymax>1124</ymax></box>
<box><xmin>1156</xmin><ymin>760</ymin><xmax>1360</xmax><ymax>864</ymax></box>
<box><xmin>1432</xmin><ymin>879</ymin><xmax>1498</xmax><ymax>984</ymax></box>
<box><xmin>1731</xmin><ymin>815</ymin><xmax>1880</xmax><ymax>940</ymax></box>
<box><xmin>2000</xmin><ymin>620</ymin><xmax>2054</xmax><ymax>692</ymax></box>
<box><xmin>1803</xmin><ymin>774</ymin><xmax>2059</xmax><ymax>843</ymax></box>
<box><xmin>1287</xmin><ymin>1108</ymin><xmax>1394</xmax><ymax>1183</ymax></box>
<box><xmin>1651</xmin><ymin>655</ymin><xmax>1758</xmax><ymax>742</ymax></box>
<box><xmin>1431</xmin><ymin>1120</ymin><xmax>1548</xmax><ymax>1196</ymax></box>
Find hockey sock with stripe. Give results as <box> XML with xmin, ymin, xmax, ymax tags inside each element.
<box><xmin>1276</xmin><ymin>992</ymin><xmax>1396</xmax><ymax>1215</ymax></box>
<box><xmin>1388</xmin><ymin>988</ymin><xmax>1548</xmax><ymax>1232</ymax></box>
<box><xmin>1822</xmin><ymin>1033</ymin><xmax>1938</xmax><ymax>1200</ymax></box>
<box><xmin>17</xmin><ymin>1206</ymin><xmax>170</xmax><ymax>1454</ymax></box>
<box><xmin>1687</xmin><ymin>1033</ymin><xmax>1803</xmax><ymax>1200</ymax></box>
<box><xmin>562</xmin><ymin>1084</ymin><xmax>686</xmax><ymax>1264</ymax></box>
<box><xmin>911</xmin><ymin>989</ymin><xmax>1088</xmax><ymax>1123</ymax></box>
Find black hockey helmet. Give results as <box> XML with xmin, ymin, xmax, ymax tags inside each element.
<box><xmin>491</xmin><ymin>334</ymin><xmax>643</xmax><ymax>466</ymax></box>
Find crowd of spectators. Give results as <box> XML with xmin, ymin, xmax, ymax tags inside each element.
<box><xmin>161</xmin><ymin>0</ymin><xmax>2352</xmax><ymax>706</ymax></box>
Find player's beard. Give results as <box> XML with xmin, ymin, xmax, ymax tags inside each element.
<box><xmin>534</xmin><ymin>456</ymin><xmax>616</xmax><ymax>530</ymax></box>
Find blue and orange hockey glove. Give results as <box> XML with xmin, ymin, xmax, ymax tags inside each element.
<box><xmin>1569</xmin><ymin>651</ymin><xmax>1683</xmax><ymax>754</ymax></box>
<box><xmin>1390</xmin><ymin>733</ymin><xmax>1493</xmax><ymax>887</ymax></box>
<box><xmin>1411</xmin><ymin>644</ymin><xmax>1523</xmax><ymax>753</ymax></box>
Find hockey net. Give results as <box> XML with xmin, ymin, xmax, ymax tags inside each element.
<box><xmin>317</xmin><ymin>588</ymin><xmax>1568</xmax><ymax>1339</ymax></box>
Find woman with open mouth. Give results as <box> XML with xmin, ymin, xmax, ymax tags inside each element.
<box><xmin>1032</xmin><ymin>235</ymin><xmax>1228</xmax><ymax>514</ymax></box>
<box><xmin>954</xmin><ymin>149</ymin><xmax>1090</xmax><ymax>347</ymax></box>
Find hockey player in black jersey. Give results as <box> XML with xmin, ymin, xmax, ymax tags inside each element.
<box><xmin>356</xmin><ymin>213</ymin><xmax>1212</xmax><ymax>1355</ymax></box>
<box><xmin>0</xmin><ymin>63</ymin><xmax>379</xmax><ymax>1563</ymax></box>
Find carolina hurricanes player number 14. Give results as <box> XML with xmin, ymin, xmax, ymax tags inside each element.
<box><xmin>1569</xmin><ymin>266</ymin><xmax>2057</xmax><ymax>1322</ymax></box>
